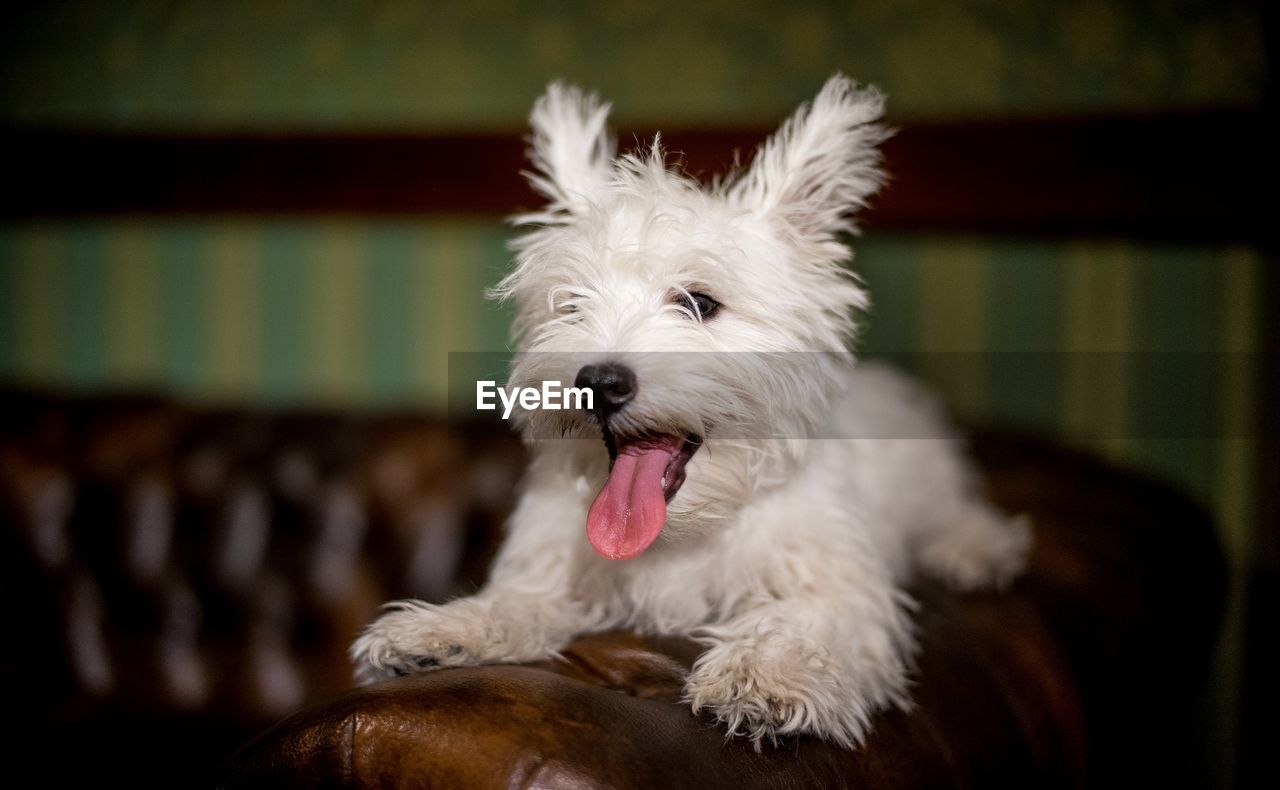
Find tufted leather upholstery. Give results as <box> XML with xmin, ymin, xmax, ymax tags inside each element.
<box><xmin>1</xmin><ymin>390</ymin><xmax>1224</xmax><ymax>787</ymax></box>
<box><xmin>0</xmin><ymin>389</ymin><xmax>522</xmax><ymax>785</ymax></box>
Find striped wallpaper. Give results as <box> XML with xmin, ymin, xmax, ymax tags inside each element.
<box><xmin>0</xmin><ymin>223</ymin><xmax>1260</xmax><ymax>543</ymax></box>
<box><xmin>0</xmin><ymin>220</ymin><xmax>515</xmax><ymax>406</ymax></box>
<box><xmin>856</xmin><ymin>237</ymin><xmax>1260</xmax><ymax>562</ymax></box>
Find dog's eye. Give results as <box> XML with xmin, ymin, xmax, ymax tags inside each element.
<box><xmin>678</xmin><ymin>291</ymin><xmax>721</xmax><ymax>321</ymax></box>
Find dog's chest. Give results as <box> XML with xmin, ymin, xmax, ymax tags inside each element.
<box><xmin>569</xmin><ymin>532</ymin><xmax>741</xmax><ymax>632</ymax></box>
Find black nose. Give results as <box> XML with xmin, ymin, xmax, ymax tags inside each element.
<box><xmin>574</xmin><ymin>363</ymin><xmax>637</xmax><ymax>421</ymax></box>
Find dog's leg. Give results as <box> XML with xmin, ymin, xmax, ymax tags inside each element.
<box><xmin>685</xmin><ymin>570</ymin><xmax>915</xmax><ymax>748</ymax></box>
<box><xmin>351</xmin><ymin>483</ymin><xmax>593</xmax><ymax>683</ymax></box>
<box><xmin>917</xmin><ymin>502</ymin><xmax>1031</xmax><ymax>591</ymax></box>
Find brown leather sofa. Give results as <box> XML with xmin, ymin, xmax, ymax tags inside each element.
<box><xmin>0</xmin><ymin>390</ymin><xmax>1223</xmax><ymax>787</ymax></box>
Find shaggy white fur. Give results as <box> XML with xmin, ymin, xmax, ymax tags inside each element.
<box><xmin>351</xmin><ymin>74</ymin><xmax>1031</xmax><ymax>748</ymax></box>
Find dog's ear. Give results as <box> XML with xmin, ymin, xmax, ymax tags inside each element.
<box><xmin>521</xmin><ymin>81</ymin><xmax>615</xmax><ymax>220</ymax></box>
<box><xmin>732</xmin><ymin>74</ymin><xmax>888</xmax><ymax>240</ymax></box>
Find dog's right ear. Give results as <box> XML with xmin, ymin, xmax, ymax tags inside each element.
<box><xmin>730</xmin><ymin>74</ymin><xmax>888</xmax><ymax>243</ymax></box>
<box><xmin>520</xmin><ymin>82</ymin><xmax>615</xmax><ymax>222</ymax></box>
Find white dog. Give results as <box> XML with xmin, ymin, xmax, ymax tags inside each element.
<box><xmin>352</xmin><ymin>74</ymin><xmax>1030</xmax><ymax>747</ymax></box>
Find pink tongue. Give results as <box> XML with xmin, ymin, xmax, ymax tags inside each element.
<box><xmin>586</xmin><ymin>439</ymin><xmax>681</xmax><ymax>560</ymax></box>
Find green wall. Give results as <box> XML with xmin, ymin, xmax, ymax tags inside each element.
<box><xmin>0</xmin><ymin>220</ymin><xmax>514</xmax><ymax>405</ymax></box>
<box><xmin>1</xmin><ymin>0</ymin><xmax>1266</xmax><ymax>129</ymax></box>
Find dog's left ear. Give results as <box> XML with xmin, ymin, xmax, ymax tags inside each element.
<box><xmin>520</xmin><ymin>81</ymin><xmax>615</xmax><ymax>221</ymax></box>
<box><xmin>731</xmin><ymin>74</ymin><xmax>888</xmax><ymax>241</ymax></box>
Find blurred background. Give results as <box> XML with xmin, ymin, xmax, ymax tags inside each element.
<box><xmin>0</xmin><ymin>1</ymin><xmax>1273</xmax><ymax>786</ymax></box>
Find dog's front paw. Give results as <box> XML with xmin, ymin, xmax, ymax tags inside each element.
<box><xmin>685</xmin><ymin>641</ymin><xmax>878</xmax><ymax>749</ymax></box>
<box><xmin>350</xmin><ymin>600</ymin><xmax>488</xmax><ymax>684</ymax></box>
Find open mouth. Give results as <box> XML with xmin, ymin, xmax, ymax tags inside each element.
<box><xmin>586</xmin><ymin>427</ymin><xmax>701</xmax><ymax>561</ymax></box>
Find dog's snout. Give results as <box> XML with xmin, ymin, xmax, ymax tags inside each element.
<box><xmin>575</xmin><ymin>363</ymin><xmax>637</xmax><ymax>420</ymax></box>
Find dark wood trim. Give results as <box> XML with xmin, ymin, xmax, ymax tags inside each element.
<box><xmin>1</xmin><ymin>111</ymin><xmax>1265</xmax><ymax>240</ymax></box>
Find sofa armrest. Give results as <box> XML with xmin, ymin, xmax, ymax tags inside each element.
<box><xmin>219</xmin><ymin>435</ymin><xmax>1224</xmax><ymax>788</ymax></box>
